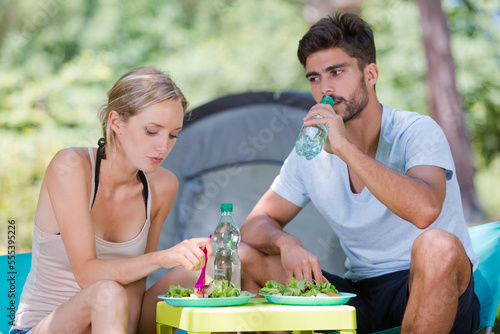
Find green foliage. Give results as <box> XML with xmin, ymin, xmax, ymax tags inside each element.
<box><xmin>362</xmin><ymin>0</ymin><xmax>428</xmax><ymax>114</ymax></box>
<box><xmin>445</xmin><ymin>0</ymin><xmax>500</xmax><ymax>167</ymax></box>
<box><xmin>363</xmin><ymin>0</ymin><xmax>500</xmax><ymax>171</ymax></box>
<box><xmin>0</xmin><ymin>0</ymin><xmax>499</xmax><ymax>253</ymax></box>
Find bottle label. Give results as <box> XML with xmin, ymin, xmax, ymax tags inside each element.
<box><xmin>214</xmin><ymin>268</ymin><xmax>225</xmax><ymax>278</ymax></box>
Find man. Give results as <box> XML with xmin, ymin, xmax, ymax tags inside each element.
<box><xmin>240</xmin><ymin>12</ymin><xmax>479</xmax><ymax>334</ymax></box>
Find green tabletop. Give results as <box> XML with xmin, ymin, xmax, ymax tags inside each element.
<box><xmin>157</xmin><ymin>297</ymin><xmax>356</xmax><ymax>334</ymax></box>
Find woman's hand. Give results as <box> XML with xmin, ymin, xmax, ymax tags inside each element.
<box><xmin>158</xmin><ymin>237</ymin><xmax>214</xmax><ymax>271</ymax></box>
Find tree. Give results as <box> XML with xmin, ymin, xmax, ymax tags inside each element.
<box><xmin>415</xmin><ymin>0</ymin><xmax>485</xmax><ymax>222</ymax></box>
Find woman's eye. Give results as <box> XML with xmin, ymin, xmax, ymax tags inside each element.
<box><xmin>146</xmin><ymin>129</ymin><xmax>157</xmax><ymax>136</ymax></box>
<box><xmin>169</xmin><ymin>134</ymin><xmax>178</xmax><ymax>139</ymax></box>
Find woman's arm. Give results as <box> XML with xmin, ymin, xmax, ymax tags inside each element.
<box><xmin>45</xmin><ymin>148</ymin><xmax>212</xmax><ymax>288</ymax></box>
<box><xmin>144</xmin><ymin>167</ymin><xmax>178</xmax><ymax>256</ymax></box>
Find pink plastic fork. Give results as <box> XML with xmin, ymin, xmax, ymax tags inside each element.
<box><xmin>194</xmin><ymin>234</ymin><xmax>212</xmax><ymax>297</ymax></box>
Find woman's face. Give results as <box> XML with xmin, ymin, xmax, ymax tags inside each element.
<box><xmin>114</xmin><ymin>99</ymin><xmax>184</xmax><ymax>173</ymax></box>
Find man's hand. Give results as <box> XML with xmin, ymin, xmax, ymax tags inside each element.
<box><xmin>303</xmin><ymin>102</ymin><xmax>349</xmax><ymax>155</ymax></box>
<box><xmin>280</xmin><ymin>241</ymin><xmax>327</xmax><ymax>284</ymax></box>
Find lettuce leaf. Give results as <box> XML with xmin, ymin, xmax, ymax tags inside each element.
<box><xmin>314</xmin><ymin>280</ymin><xmax>338</xmax><ymax>294</ymax></box>
<box><xmin>167</xmin><ymin>278</ymin><xmax>249</xmax><ymax>298</ymax></box>
<box><xmin>258</xmin><ymin>280</ymin><xmax>285</xmax><ymax>295</ymax></box>
<box><xmin>259</xmin><ymin>277</ymin><xmax>338</xmax><ymax>296</ymax></box>
<box><xmin>166</xmin><ymin>285</ymin><xmax>193</xmax><ymax>298</ymax></box>
<box><xmin>208</xmin><ymin>279</ymin><xmax>241</xmax><ymax>297</ymax></box>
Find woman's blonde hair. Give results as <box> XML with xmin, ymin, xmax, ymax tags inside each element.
<box><xmin>98</xmin><ymin>66</ymin><xmax>188</xmax><ymax>154</ymax></box>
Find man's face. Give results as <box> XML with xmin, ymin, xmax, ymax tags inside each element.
<box><xmin>305</xmin><ymin>47</ymin><xmax>369</xmax><ymax>123</ymax></box>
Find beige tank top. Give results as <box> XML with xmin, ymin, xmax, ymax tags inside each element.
<box><xmin>13</xmin><ymin>147</ymin><xmax>151</xmax><ymax>329</ymax></box>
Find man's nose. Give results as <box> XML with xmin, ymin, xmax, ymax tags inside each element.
<box><xmin>321</xmin><ymin>83</ymin><xmax>333</xmax><ymax>97</ymax></box>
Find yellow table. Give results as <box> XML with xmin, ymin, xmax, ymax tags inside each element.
<box><xmin>156</xmin><ymin>297</ymin><xmax>356</xmax><ymax>334</ymax></box>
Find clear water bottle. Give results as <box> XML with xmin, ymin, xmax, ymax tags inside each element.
<box><xmin>213</xmin><ymin>203</ymin><xmax>241</xmax><ymax>289</ymax></box>
<box><xmin>295</xmin><ymin>96</ymin><xmax>334</xmax><ymax>160</ymax></box>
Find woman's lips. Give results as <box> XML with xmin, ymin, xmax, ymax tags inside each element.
<box><xmin>149</xmin><ymin>157</ymin><xmax>163</xmax><ymax>164</ymax></box>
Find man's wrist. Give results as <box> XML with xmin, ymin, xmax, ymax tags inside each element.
<box><xmin>335</xmin><ymin>141</ymin><xmax>358</xmax><ymax>162</ymax></box>
<box><xmin>276</xmin><ymin>233</ymin><xmax>301</xmax><ymax>254</ymax></box>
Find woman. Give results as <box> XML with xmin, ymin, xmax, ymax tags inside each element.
<box><xmin>11</xmin><ymin>66</ymin><xmax>214</xmax><ymax>334</ymax></box>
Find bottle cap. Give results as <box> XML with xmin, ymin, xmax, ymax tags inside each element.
<box><xmin>220</xmin><ymin>203</ymin><xmax>233</xmax><ymax>212</ymax></box>
<box><xmin>320</xmin><ymin>96</ymin><xmax>334</xmax><ymax>107</ymax></box>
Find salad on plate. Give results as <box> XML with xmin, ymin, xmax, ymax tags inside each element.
<box><xmin>258</xmin><ymin>277</ymin><xmax>356</xmax><ymax>306</ymax></box>
<box><xmin>166</xmin><ymin>275</ymin><xmax>251</xmax><ymax>299</ymax></box>
<box><xmin>259</xmin><ymin>277</ymin><xmax>340</xmax><ymax>297</ymax></box>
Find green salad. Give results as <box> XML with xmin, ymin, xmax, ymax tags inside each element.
<box><xmin>259</xmin><ymin>277</ymin><xmax>339</xmax><ymax>297</ymax></box>
<box><xmin>166</xmin><ymin>276</ymin><xmax>251</xmax><ymax>298</ymax></box>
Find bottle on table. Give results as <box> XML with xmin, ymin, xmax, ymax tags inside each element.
<box><xmin>295</xmin><ymin>96</ymin><xmax>335</xmax><ymax>160</ymax></box>
<box><xmin>213</xmin><ymin>203</ymin><xmax>241</xmax><ymax>289</ymax></box>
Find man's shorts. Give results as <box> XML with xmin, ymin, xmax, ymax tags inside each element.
<box><xmin>9</xmin><ymin>329</ymin><xmax>32</xmax><ymax>334</ymax></box>
<box><xmin>322</xmin><ymin>268</ymin><xmax>480</xmax><ymax>334</ymax></box>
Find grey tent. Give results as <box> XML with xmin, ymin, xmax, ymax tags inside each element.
<box><xmin>148</xmin><ymin>91</ymin><xmax>346</xmax><ymax>286</ymax></box>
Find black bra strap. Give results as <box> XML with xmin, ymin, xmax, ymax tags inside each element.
<box><xmin>92</xmin><ymin>140</ymin><xmax>106</xmax><ymax>208</ymax></box>
<box><xmin>138</xmin><ymin>171</ymin><xmax>149</xmax><ymax>208</ymax></box>
<box><xmin>91</xmin><ymin>138</ymin><xmax>148</xmax><ymax>212</ymax></box>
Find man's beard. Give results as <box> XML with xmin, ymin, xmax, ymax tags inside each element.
<box><xmin>330</xmin><ymin>75</ymin><xmax>369</xmax><ymax>123</ymax></box>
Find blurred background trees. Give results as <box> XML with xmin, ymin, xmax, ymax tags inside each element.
<box><xmin>416</xmin><ymin>0</ymin><xmax>486</xmax><ymax>222</ymax></box>
<box><xmin>1</xmin><ymin>0</ymin><xmax>499</xmax><ymax>252</ymax></box>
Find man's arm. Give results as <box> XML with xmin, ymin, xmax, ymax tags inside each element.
<box><xmin>338</xmin><ymin>143</ymin><xmax>447</xmax><ymax>229</ymax></box>
<box><xmin>304</xmin><ymin>104</ymin><xmax>447</xmax><ymax>229</ymax></box>
<box><xmin>241</xmin><ymin>189</ymin><xmax>326</xmax><ymax>282</ymax></box>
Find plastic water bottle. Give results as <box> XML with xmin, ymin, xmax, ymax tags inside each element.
<box><xmin>295</xmin><ymin>96</ymin><xmax>334</xmax><ymax>160</ymax></box>
<box><xmin>213</xmin><ymin>203</ymin><xmax>241</xmax><ymax>289</ymax></box>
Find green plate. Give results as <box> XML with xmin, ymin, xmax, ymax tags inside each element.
<box><xmin>158</xmin><ymin>294</ymin><xmax>256</xmax><ymax>307</ymax></box>
<box><xmin>259</xmin><ymin>292</ymin><xmax>356</xmax><ymax>306</ymax></box>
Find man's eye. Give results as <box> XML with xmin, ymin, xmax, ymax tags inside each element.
<box><xmin>333</xmin><ymin>70</ymin><xmax>343</xmax><ymax>76</ymax></box>
<box><xmin>308</xmin><ymin>77</ymin><xmax>319</xmax><ymax>83</ymax></box>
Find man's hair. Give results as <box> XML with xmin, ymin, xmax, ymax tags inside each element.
<box><xmin>297</xmin><ymin>12</ymin><xmax>376</xmax><ymax>70</ymax></box>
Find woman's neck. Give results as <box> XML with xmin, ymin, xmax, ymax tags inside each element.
<box><xmin>99</xmin><ymin>146</ymin><xmax>140</xmax><ymax>190</ymax></box>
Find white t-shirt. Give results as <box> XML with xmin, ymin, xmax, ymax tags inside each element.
<box><xmin>271</xmin><ymin>104</ymin><xmax>478</xmax><ymax>281</ymax></box>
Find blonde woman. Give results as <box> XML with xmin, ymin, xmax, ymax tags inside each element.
<box><xmin>11</xmin><ymin>67</ymin><xmax>213</xmax><ymax>334</ymax></box>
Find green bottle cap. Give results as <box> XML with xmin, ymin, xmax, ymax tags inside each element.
<box><xmin>220</xmin><ymin>203</ymin><xmax>233</xmax><ymax>212</ymax></box>
<box><xmin>320</xmin><ymin>96</ymin><xmax>334</xmax><ymax>107</ymax></box>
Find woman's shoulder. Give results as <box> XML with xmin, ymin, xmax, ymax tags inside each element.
<box><xmin>47</xmin><ymin>147</ymin><xmax>93</xmax><ymax>178</ymax></box>
<box><xmin>147</xmin><ymin>166</ymin><xmax>179</xmax><ymax>195</ymax></box>
<box><xmin>52</xmin><ymin>146</ymin><xmax>91</xmax><ymax>158</ymax></box>
<box><xmin>147</xmin><ymin>167</ymin><xmax>179</xmax><ymax>225</ymax></box>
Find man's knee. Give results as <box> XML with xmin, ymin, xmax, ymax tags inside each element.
<box><xmin>239</xmin><ymin>242</ymin><xmax>260</xmax><ymax>267</ymax></box>
<box><xmin>412</xmin><ymin>229</ymin><xmax>467</xmax><ymax>275</ymax></box>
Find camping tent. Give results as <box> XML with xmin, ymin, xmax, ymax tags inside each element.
<box><xmin>148</xmin><ymin>91</ymin><xmax>346</xmax><ymax>286</ymax></box>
